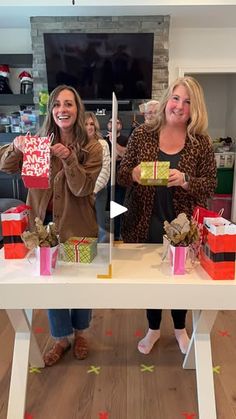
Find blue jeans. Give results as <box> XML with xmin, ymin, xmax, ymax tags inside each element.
<box><xmin>47</xmin><ymin>309</ymin><xmax>92</xmax><ymax>338</ymax></box>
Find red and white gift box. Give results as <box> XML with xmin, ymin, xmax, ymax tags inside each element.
<box><xmin>21</xmin><ymin>134</ymin><xmax>51</xmax><ymax>189</ymax></box>
<box><xmin>200</xmin><ymin>217</ymin><xmax>236</xmax><ymax>280</ymax></box>
<box><xmin>1</xmin><ymin>205</ymin><xmax>30</xmax><ymax>259</ymax></box>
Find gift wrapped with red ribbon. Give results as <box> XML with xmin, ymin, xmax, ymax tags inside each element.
<box><xmin>62</xmin><ymin>237</ymin><xmax>97</xmax><ymax>263</ymax></box>
<box><xmin>21</xmin><ymin>134</ymin><xmax>51</xmax><ymax>189</ymax></box>
<box><xmin>140</xmin><ymin>161</ymin><xmax>170</xmax><ymax>186</ymax></box>
<box><xmin>1</xmin><ymin>205</ymin><xmax>31</xmax><ymax>259</ymax></box>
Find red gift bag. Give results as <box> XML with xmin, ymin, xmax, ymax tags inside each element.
<box><xmin>193</xmin><ymin>206</ymin><xmax>224</xmax><ymax>226</ymax></box>
<box><xmin>193</xmin><ymin>205</ymin><xmax>224</xmax><ymax>247</ymax></box>
<box><xmin>21</xmin><ymin>133</ymin><xmax>52</xmax><ymax>189</ymax></box>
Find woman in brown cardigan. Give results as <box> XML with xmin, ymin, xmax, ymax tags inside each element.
<box><xmin>0</xmin><ymin>85</ymin><xmax>102</xmax><ymax>366</ymax></box>
<box><xmin>117</xmin><ymin>76</ymin><xmax>217</xmax><ymax>355</ymax></box>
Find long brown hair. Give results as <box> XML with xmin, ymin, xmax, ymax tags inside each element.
<box><xmin>84</xmin><ymin>111</ymin><xmax>103</xmax><ymax>141</ymax></box>
<box><xmin>38</xmin><ymin>85</ymin><xmax>88</xmax><ymax>147</ymax></box>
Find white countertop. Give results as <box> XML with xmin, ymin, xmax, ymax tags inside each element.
<box><xmin>0</xmin><ymin>244</ymin><xmax>235</xmax><ymax>310</ymax></box>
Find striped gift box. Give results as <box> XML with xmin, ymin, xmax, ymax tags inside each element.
<box><xmin>140</xmin><ymin>161</ymin><xmax>170</xmax><ymax>186</ymax></box>
<box><xmin>61</xmin><ymin>237</ymin><xmax>97</xmax><ymax>263</ymax></box>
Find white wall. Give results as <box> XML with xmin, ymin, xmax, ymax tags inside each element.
<box><xmin>226</xmin><ymin>75</ymin><xmax>236</xmax><ymax>138</ymax></box>
<box><xmin>169</xmin><ymin>27</ymin><xmax>236</xmax><ymax>81</ymax></box>
<box><xmin>0</xmin><ymin>29</ymin><xmax>31</xmax><ymax>53</ymax></box>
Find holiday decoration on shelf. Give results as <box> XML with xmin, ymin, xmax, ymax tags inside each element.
<box><xmin>39</xmin><ymin>90</ymin><xmax>49</xmax><ymax>115</ymax></box>
<box><xmin>18</xmin><ymin>71</ymin><xmax>33</xmax><ymax>94</ymax></box>
<box><xmin>0</xmin><ymin>64</ymin><xmax>13</xmax><ymax>94</ymax></box>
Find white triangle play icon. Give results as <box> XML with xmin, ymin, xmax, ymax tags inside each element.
<box><xmin>110</xmin><ymin>200</ymin><xmax>128</xmax><ymax>219</ymax></box>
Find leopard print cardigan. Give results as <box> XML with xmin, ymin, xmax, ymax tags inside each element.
<box><xmin>117</xmin><ymin>124</ymin><xmax>217</xmax><ymax>243</ymax></box>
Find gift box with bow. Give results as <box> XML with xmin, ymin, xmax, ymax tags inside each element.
<box><xmin>140</xmin><ymin>161</ymin><xmax>170</xmax><ymax>186</ymax></box>
<box><xmin>62</xmin><ymin>237</ymin><xmax>97</xmax><ymax>263</ymax></box>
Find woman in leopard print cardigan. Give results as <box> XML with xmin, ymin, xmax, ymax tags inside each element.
<box><xmin>117</xmin><ymin>76</ymin><xmax>217</xmax><ymax>356</ymax></box>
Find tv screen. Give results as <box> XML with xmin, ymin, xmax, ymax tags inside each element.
<box><xmin>44</xmin><ymin>33</ymin><xmax>154</xmax><ymax>100</ymax></box>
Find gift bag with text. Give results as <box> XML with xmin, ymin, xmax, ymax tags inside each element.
<box><xmin>21</xmin><ymin>133</ymin><xmax>52</xmax><ymax>189</ymax></box>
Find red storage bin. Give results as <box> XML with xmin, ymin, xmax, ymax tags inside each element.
<box><xmin>208</xmin><ymin>194</ymin><xmax>232</xmax><ymax>220</ymax></box>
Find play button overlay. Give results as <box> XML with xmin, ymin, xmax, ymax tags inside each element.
<box><xmin>110</xmin><ymin>201</ymin><xmax>128</xmax><ymax>219</ymax></box>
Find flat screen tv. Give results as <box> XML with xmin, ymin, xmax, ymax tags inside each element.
<box><xmin>44</xmin><ymin>33</ymin><xmax>154</xmax><ymax>101</ymax></box>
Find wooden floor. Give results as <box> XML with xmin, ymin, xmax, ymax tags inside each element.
<box><xmin>0</xmin><ymin>308</ymin><xmax>236</xmax><ymax>419</ymax></box>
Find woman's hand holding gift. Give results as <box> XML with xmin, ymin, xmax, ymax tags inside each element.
<box><xmin>168</xmin><ymin>169</ymin><xmax>185</xmax><ymax>188</ymax></box>
<box><xmin>132</xmin><ymin>164</ymin><xmax>141</xmax><ymax>183</ymax></box>
<box><xmin>13</xmin><ymin>135</ymin><xmax>27</xmax><ymax>153</ymax></box>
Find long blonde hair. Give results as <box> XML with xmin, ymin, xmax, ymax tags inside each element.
<box><xmin>150</xmin><ymin>76</ymin><xmax>209</xmax><ymax>140</ymax></box>
<box><xmin>38</xmin><ymin>85</ymin><xmax>88</xmax><ymax>147</ymax></box>
<box><xmin>84</xmin><ymin>111</ymin><xmax>103</xmax><ymax>141</ymax></box>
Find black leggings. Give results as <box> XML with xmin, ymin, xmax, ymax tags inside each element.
<box><xmin>147</xmin><ymin>309</ymin><xmax>187</xmax><ymax>330</ymax></box>
<box><xmin>146</xmin><ymin>216</ymin><xmax>187</xmax><ymax>331</ymax></box>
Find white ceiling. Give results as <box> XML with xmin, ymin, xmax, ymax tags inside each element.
<box><xmin>0</xmin><ymin>3</ymin><xmax>236</xmax><ymax>29</ymax></box>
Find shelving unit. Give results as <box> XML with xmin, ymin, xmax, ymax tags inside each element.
<box><xmin>0</xmin><ymin>94</ymin><xmax>33</xmax><ymax>106</ymax></box>
<box><xmin>0</xmin><ymin>54</ymin><xmax>33</xmax><ymax>201</ymax></box>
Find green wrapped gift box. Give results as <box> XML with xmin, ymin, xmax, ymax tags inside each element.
<box><xmin>62</xmin><ymin>237</ymin><xmax>97</xmax><ymax>263</ymax></box>
<box><xmin>140</xmin><ymin>161</ymin><xmax>170</xmax><ymax>186</ymax></box>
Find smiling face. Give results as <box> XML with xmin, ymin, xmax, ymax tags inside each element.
<box><xmin>85</xmin><ymin>117</ymin><xmax>95</xmax><ymax>139</ymax></box>
<box><xmin>165</xmin><ymin>84</ymin><xmax>191</xmax><ymax>127</ymax></box>
<box><xmin>52</xmin><ymin>89</ymin><xmax>78</xmax><ymax>132</ymax></box>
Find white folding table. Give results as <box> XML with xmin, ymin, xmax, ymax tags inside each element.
<box><xmin>0</xmin><ymin>243</ymin><xmax>235</xmax><ymax>419</ymax></box>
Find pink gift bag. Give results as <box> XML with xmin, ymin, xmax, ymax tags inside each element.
<box><xmin>35</xmin><ymin>245</ymin><xmax>59</xmax><ymax>276</ymax></box>
<box><xmin>169</xmin><ymin>245</ymin><xmax>189</xmax><ymax>275</ymax></box>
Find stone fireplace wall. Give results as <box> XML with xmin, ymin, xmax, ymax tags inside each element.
<box><xmin>30</xmin><ymin>15</ymin><xmax>170</xmax><ymax>109</ymax></box>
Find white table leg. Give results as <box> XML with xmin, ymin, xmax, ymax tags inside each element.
<box><xmin>6</xmin><ymin>309</ymin><xmax>44</xmax><ymax>419</ymax></box>
<box><xmin>183</xmin><ymin>310</ymin><xmax>218</xmax><ymax>419</ymax></box>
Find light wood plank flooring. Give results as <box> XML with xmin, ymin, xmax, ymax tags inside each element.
<box><xmin>0</xmin><ymin>308</ymin><xmax>236</xmax><ymax>418</ymax></box>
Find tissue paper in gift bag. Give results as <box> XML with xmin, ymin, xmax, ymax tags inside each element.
<box><xmin>21</xmin><ymin>134</ymin><xmax>51</xmax><ymax>189</ymax></box>
<box><xmin>62</xmin><ymin>237</ymin><xmax>97</xmax><ymax>263</ymax></box>
<box><xmin>140</xmin><ymin>161</ymin><xmax>170</xmax><ymax>186</ymax></box>
<box><xmin>1</xmin><ymin>205</ymin><xmax>30</xmax><ymax>259</ymax></box>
